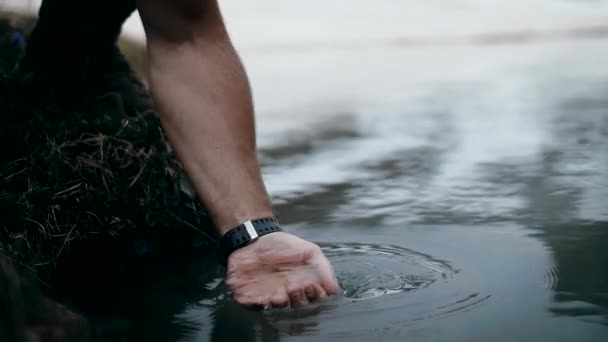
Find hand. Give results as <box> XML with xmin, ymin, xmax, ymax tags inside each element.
<box><xmin>225</xmin><ymin>232</ymin><xmax>340</xmax><ymax>309</ymax></box>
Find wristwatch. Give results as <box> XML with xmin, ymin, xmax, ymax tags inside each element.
<box><xmin>217</xmin><ymin>217</ymin><xmax>283</xmax><ymax>266</ymax></box>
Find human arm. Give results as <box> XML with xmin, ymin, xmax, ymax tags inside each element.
<box><xmin>135</xmin><ymin>0</ymin><xmax>340</xmax><ymax>307</ymax></box>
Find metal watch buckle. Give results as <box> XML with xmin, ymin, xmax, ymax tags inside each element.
<box><xmin>243</xmin><ymin>220</ymin><xmax>259</xmax><ymax>242</ymax></box>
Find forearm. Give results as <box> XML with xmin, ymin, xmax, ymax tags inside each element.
<box><xmin>142</xmin><ymin>9</ymin><xmax>273</xmax><ymax>235</ymax></box>
<box><xmin>135</xmin><ymin>0</ymin><xmax>338</xmax><ymax>307</ymax></box>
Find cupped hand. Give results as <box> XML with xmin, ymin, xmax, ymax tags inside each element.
<box><xmin>225</xmin><ymin>232</ymin><xmax>340</xmax><ymax>309</ymax></box>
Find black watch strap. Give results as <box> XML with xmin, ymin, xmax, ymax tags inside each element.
<box><xmin>217</xmin><ymin>217</ymin><xmax>283</xmax><ymax>266</ymax></box>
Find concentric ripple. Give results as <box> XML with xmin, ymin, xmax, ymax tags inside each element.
<box><xmin>544</xmin><ymin>264</ymin><xmax>560</xmax><ymax>291</ymax></box>
<box><xmin>258</xmin><ymin>242</ymin><xmax>492</xmax><ymax>338</ymax></box>
<box><xmin>319</xmin><ymin>243</ymin><xmax>456</xmax><ymax>300</ymax></box>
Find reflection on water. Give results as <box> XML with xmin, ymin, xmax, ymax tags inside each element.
<box><xmin>541</xmin><ymin>221</ymin><xmax>608</xmax><ymax>326</ymax></box>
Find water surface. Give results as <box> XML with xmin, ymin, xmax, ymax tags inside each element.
<box><xmin>93</xmin><ymin>37</ymin><xmax>608</xmax><ymax>342</ymax></box>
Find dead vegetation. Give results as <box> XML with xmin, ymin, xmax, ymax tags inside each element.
<box><xmin>0</xmin><ymin>11</ymin><xmax>213</xmax><ymax>283</ymax></box>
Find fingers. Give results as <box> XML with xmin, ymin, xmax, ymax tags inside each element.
<box><xmin>237</xmin><ymin>283</ymin><xmax>331</xmax><ymax>310</ymax></box>
<box><xmin>288</xmin><ymin>287</ymin><xmax>310</xmax><ymax>307</ymax></box>
<box><xmin>290</xmin><ymin>282</ymin><xmax>331</xmax><ymax>307</ymax></box>
<box><xmin>269</xmin><ymin>289</ymin><xmax>290</xmax><ymax>309</ymax></box>
<box><xmin>304</xmin><ymin>284</ymin><xmax>328</xmax><ymax>302</ymax></box>
<box><xmin>315</xmin><ymin>256</ymin><xmax>341</xmax><ymax>296</ymax></box>
<box><xmin>288</xmin><ymin>253</ymin><xmax>339</xmax><ymax>307</ymax></box>
<box><xmin>314</xmin><ymin>283</ymin><xmax>328</xmax><ymax>299</ymax></box>
<box><xmin>304</xmin><ymin>285</ymin><xmax>318</xmax><ymax>302</ymax></box>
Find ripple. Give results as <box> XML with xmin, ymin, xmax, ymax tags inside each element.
<box><xmin>544</xmin><ymin>264</ymin><xmax>560</xmax><ymax>290</ymax></box>
<box><xmin>261</xmin><ymin>242</ymin><xmax>492</xmax><ymax>337</ymax></box>
<box><xmin>319</xmin><ymin>243</ymin><xmax>456</xmax><ymax>300</ymax></box>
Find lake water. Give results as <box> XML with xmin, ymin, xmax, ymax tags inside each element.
<box><xmin>4</xmin><ymin>0</ymin><xmax>608</xmax><ymax>341</ymax></box>
<box><xmin>166</xmin><ymin>38</ymin><xmax>608</xmax><ymax>341</ymax></box>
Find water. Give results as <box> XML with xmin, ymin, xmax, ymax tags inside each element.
<box><xmin>4</xmin><ymin>0</ymin><xmax>608</xmax><ymax>341</ymax></box>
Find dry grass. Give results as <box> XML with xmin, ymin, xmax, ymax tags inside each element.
<box><xmin>0</xmin><ymin>13</ymin><xmax>213</xmax><ymax>282</ymax></box>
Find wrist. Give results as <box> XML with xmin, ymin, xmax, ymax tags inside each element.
<box><xmin>212</xmin><ymin>204</ymin><xmax>275</xmax><ymax>237</ymax></box>
<box><xmin>216</xmin><ymin>216</ymin><xmax>283</xmax><ymax>265</ymax></box>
